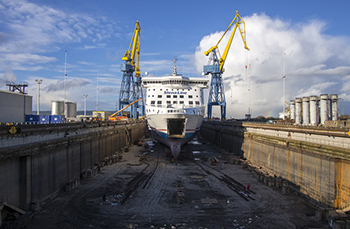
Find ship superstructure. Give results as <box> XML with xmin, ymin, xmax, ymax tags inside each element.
<box><xmin>142</xmin><ymin>61</ymin><xmax>208</xmax><ymax>158</ymax></box>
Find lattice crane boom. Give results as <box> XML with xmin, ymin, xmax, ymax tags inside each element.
<box><xmin>122</xmin><ymin>21</ymin><xmax>141</xmax><ymax>77</ymax></box>
<box><xmin>204</xmin><ymin>10</ymin><xmax>249</xmax><ymax>73</ymax></box>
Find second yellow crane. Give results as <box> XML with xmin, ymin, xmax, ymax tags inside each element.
<box><xmin>203</xmin><ymin>10</ymin><xmax>249</xmax><ymax>120</ymax></box>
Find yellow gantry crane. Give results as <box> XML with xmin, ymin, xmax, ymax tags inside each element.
<box><xmin>203</xmin><ymin>10</ymin><xmax>249</xmax><ymax>120</ymax></box>
<box><xmin>119</xmin><ymin>21</ymin><xmax>144</xmax><ymax>119</ymax></box>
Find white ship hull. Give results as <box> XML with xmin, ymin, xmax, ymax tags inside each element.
<box><xmin>147</xmin><ymin>112</ymin><xmax>204</xmax><ymax>158</ymax></box>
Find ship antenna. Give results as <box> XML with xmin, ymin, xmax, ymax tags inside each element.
<box><xmin>172</xmin><ymin>57</ymin><xmax>178</xmax><ymax>75</ymax></box>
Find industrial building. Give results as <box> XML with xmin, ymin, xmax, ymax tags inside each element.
<box><xmin>92</xmin><ymin>111</ymin><xmax>112</xmax><ymax>121</ymax></box>
<box><xmin>0</xmin><ymin>89</ymin><xmax>32</xmax><ymax>123</ymax></box>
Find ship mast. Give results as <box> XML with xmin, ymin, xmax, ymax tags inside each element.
<box><xmin>172</xmin><ymin>57</ymin><xmax>178</xmax><ymax>75</ymax></box>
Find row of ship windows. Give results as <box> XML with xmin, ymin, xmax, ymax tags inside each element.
<box><xmin>144</xmin><ymin>81</ymin><xmax>206</xmax><ymax>86</ymax></box>
<box><xmin>149</xmin><ymin>101</ymin><xmax>200</xmax><ymax>105</ymax></box>
<box><xmin>147</xmin><ymin>109</ymin><xmax>186</xmax><ymax>113</ymax></box>
<box><xmin>148</xmin><ymin>88</ymin><xmax>197</xmax><ymax>92</ymax></box>
<box><xmin>148</xmin><ymin>95</ymin><xmax>199</xmax><ymax>98</ymax></box>
<box><xmin>147</xmin><ymin>109</ymin><xmax>201</xmax><ymax>114</ymax></box>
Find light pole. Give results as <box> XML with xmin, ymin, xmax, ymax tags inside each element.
<box><xmin>35</xmin><ymin>79</ymin><xmax>43</xmax><ymax>115</ymax></box>
<box><xmin>83</xmin><ymin>94</ymin><xmax>88</xmax><ymax>116</ymax></box>
<box><xmin>96</xmin><ymin>71</ymin><xmax>99</xmax><ymax>111</ymax></box>
<box><xmin>282</xmin><ymin>53</ymin><xmax>286</xmax><ymax>113</ymax></box>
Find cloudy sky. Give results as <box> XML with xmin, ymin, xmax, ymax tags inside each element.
<box><xmin>1</xmin><ymin>0</ymin><xmax>350</xmax><ymax>118</ymax></box>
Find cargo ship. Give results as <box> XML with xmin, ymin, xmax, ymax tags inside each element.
<box><xmin>141</xmin><ymin>60</ymin><xmax>209</xmax><ymax>158</ymax></box>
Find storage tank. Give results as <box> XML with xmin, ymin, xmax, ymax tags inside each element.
<box><xmin>309</xmin><ymin>95</ymin><xmax>318</xmax><ymax>126</ymax></box>
<box><xmin>51</xmin><ymin>101</ymin><xmax>64</xmax><ymax>115</ymax></box>
<box><xmin>65</xmin><ymin>102</ymin><xmax>77</xmax><ymax>118</ymax></box>
<box><xmin>330</xmin><ymin>94</ymin><xmax>338</xmax><ymax>121</ymax></box>
<box><xmin>295</xmin><ymin>97</ymin><xmax>302</xmax><ymax>125</ymax></box>
<box><xmin>302</xmin><ymin>97</ymin><xmax>310</xmax><ymax>125</ymax></box>
<box><xmin>290</xmin><ymin>100</ymin><xmax>295</xmax><ymax>120</ymax></box>
<box><xmin>320</xmin><ymin>94</ymin><xmax>329</xmax><ymax>124</ymax></box>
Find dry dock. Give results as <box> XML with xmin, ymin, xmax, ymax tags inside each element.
<box><xmin>1</xmin><ymin>120</ymin><xmax>350</xmax><ymax>228</ymax></box>
<box><xmin>200</xmin><ymin>121</ymin><xmax>350</xmax><ymax>211</ymax></box>
<box><xmin>3</xmin><ymin>139</ymin><xmax>328</xmax><ymax>228</ymax></box>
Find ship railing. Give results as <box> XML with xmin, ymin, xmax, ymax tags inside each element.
<box><xmin>146</xmin><ymin>104</ymin><xmax>205</xmax><ymax>109</ymax></box>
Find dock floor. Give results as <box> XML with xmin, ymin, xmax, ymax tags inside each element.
<box><xmin>4</xmin><ymin>138</ymin><xmax>329</xmax><ymax>229</ymax></box>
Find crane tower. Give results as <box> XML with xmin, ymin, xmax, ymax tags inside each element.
<box><xmin>203</xmin><ymin>11</ymin><xmax>249</xmax><ymax>120</ymax></box>
<box><xmin>119</xmin><ymin>21</ymin><xmax>144</xmax><ymax>119</ymax></box>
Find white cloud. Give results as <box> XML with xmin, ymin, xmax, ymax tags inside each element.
<box><xmin>194</xmin><ymin>13</ymin><xmax>350</xmax><ymax>118</ymax></box>
<box><xmin>295</xmin><ymin>81</ymin><xmax>338</xmax><ymax>97</ymax></box>
<box><xmin>141</xmin><ymin>52</ymin><xmax>160</xmax><ymax>56</ymax></box>
<box><xmin>0</xmin><ymin>0</ymin><xmax>117</xmax><ymax>70</ymax></box>
<box><xmin>5</xmin><ymin>53</ymin><xmax>56</xmax><ymax>64</ymax></box>
<box><xmin>43</xmin><ymin>78</ymin><xmax>89</xmax><ymax>92</ymax></box>
<box><xmin>140</xmin><ymin>60</ymin><xmax>173</xmax><ymax>73</ymax></box>
<box><xmin>2</xmin><ymin>66</ymin><xmax>17</xmax><ymax>82</ymax></box>
<box><xmin>77</xmin><ymin>61</ymin><xmax>96</xmax><ymax>66</ymax></box>
<box><xmin>5</xmin><ymin>66</ymin><xmax>17</xmax><ymax>81</ymax></box>
<box><xmin>27</xmin><ymin>75</ymin><xmax>120</xmax><ymax>112</ymax></box>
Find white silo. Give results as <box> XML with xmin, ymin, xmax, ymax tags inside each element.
<box><xmin>309</xmin><ymin>95</ymin><xmax>318</xmax><ymax>126</ymax></box>
<box><xmin>320</xmin><ymin>94</ymin><xmax>329</xmax><ymax>124</ymax></box>
<box><xmin>65</xmin><ymin>102</ymin><xmax>77</xmax><ymax>118</ymax></box>
<box><xmin>302</xmin><ymin>97</ymin><xmax>310</xmax><ymax>125</ymax></box>
<box><xmin>51</xmin><ymin>101</ymin><xmax>64</xmax><ymax>115</ymax></box>
<box><xmin>330</xmin><ymin>94</ymin><xmax>338</xmax><ymax>121</ymax></box>
<box><xmin>316</xmin><ymin>98</ymin><xmax>320</xmax><ymax>125</ymax></box>
<box><xmin>295</xmin><ymin>98</ymin><xmax>302</xmax><ymax>125</ymax></box>
<box><xmin>290</xmin><ymin>100</ymin><xmax>295</xmax><ymax>120</ymax></box>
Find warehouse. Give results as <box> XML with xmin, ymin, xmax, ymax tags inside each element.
<box><xmin>0</xmin><ymin>89</ymin><xmax>32</xmax><ymax>123</ymax></box>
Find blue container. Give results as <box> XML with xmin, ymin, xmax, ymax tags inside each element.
<box><xmin>50</xmin><ymin>115</ymin><xmax>64</xmax><ymax>124</ymax></box>
<box><xmin>25</xmin><ymin>115</ymin><xmax>40</xmax><ymax>124</ymax></box>
<box><xmin>39</xmin><ymin>115</ymin><xmax>50</xmax><ymax>124</ymax></box>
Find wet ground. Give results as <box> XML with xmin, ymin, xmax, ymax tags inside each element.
<box><xmin>5</xmin><ymin>138</ymin><xmax>330</xmax><ymax>229</ymax></box>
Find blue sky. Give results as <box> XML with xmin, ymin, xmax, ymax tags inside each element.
<box><xmin>1</xmin><ymin>0</ymin><xmax>350</xmax><ymax>118</ymax></box>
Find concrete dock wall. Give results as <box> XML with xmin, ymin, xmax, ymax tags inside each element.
<box><xmin>200</xmin><ymin>121</ymin><xmax>350</xmax><ymax>209</ymax></box>
<box><xmin>0</xmin><ymin>122</ymin><xmax>146</xmax><ymax>212</ymax></box>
